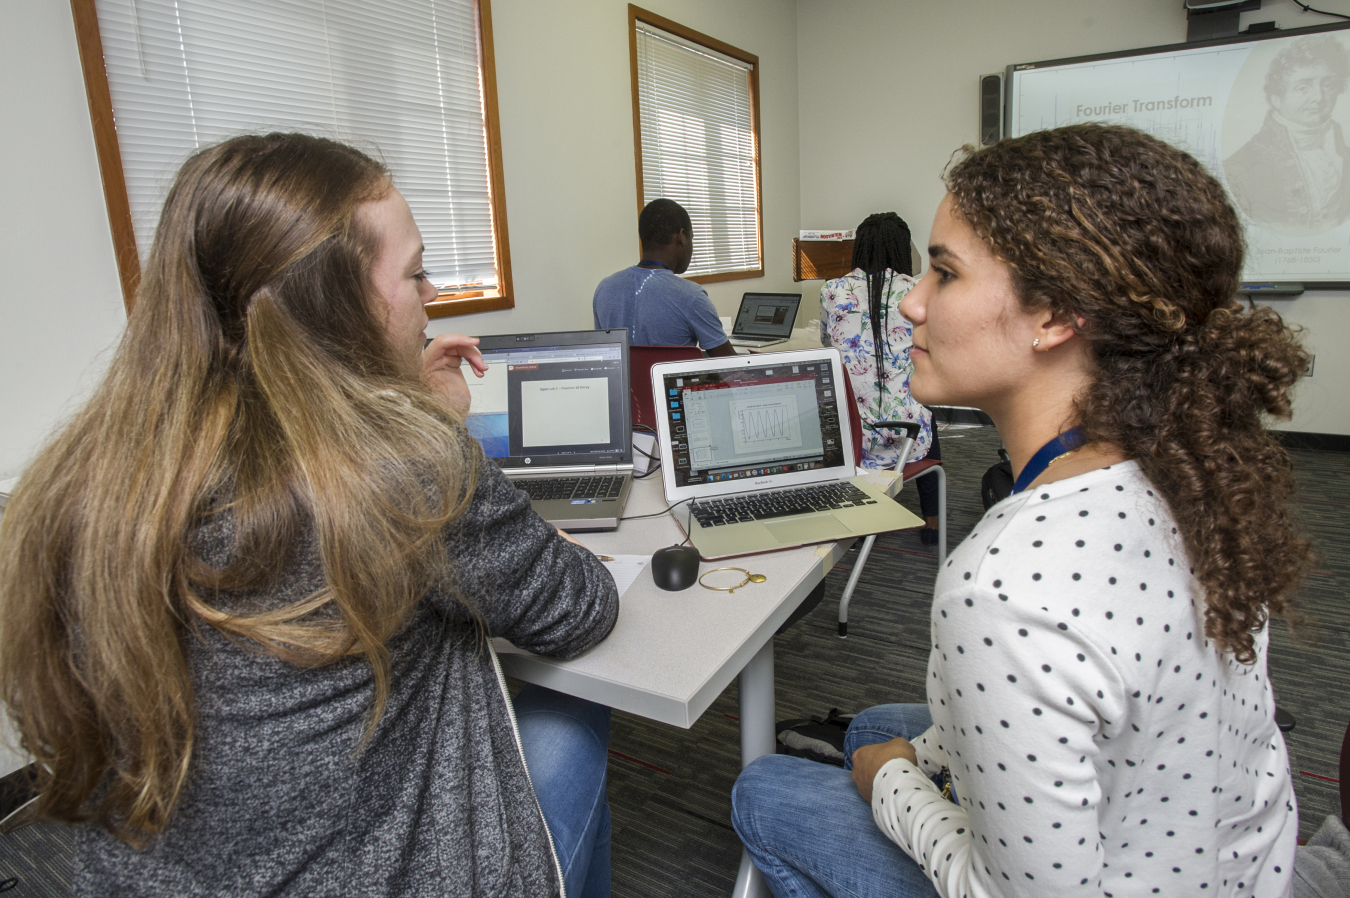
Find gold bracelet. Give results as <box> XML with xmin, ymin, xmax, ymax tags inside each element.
<box><xmin>698</xmin><ymin>566</ymin><xmax>767</xmax><ymax>594</ymax></box>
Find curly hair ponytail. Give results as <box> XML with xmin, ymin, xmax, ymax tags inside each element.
<box><xmin>945</xmin><ymin>124</ymin><xmax>1311</xmax><ymax>664</ymax></box>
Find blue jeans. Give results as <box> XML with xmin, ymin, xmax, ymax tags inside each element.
<box><xmin>730</xmin><ymin>704</ymin><xmax>942</xmax><ymax>898</ymax></box>
<box><xmin>514</xmin><ymin>685</ymin><xmax>611</xmax><ymax>898</ymax></box>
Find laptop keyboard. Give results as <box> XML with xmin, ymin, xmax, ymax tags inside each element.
<box><xmin>689</xmin><ymin>482</ymin><xmax>877</xmax><ymax>527</ymax></box>
<box><xmin>517</xmin><ymin>476</ymin><xmax>626</xmax><ymax>501</ymax></box>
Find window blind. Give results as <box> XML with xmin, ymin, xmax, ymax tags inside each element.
<box><xmin>94</xmin><ymin>0</ymin><xmax>498</xmax><ymax>291</ymax></box>
<box><xmin>634</xmin><ymin>22</ymin><xmax>761</xmax><ymax>277</ymax></box>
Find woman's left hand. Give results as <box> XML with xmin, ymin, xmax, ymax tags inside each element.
<box><xmin>851</xmin><ymin>737</ymin><xmax>918</xmax><ymax>804</ymax></box>
<box><xmin>422</xmin><ymin>333</ymin><xmax>487</xmax><ymax>416</ymax></box>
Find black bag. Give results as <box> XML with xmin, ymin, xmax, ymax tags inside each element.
<box><xmin>981</xmin><ymin>447</ymin><xmax>1013</xmax><ymax>510</ymax></box>
<box><xmin>776</xmin><ymin>708</ymin><xmax>855</xmax><ymax>766</ymax></box>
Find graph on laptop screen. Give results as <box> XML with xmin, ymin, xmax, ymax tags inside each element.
<box><xmin>465</xmin><ymin>341</ymin><xmax>625</xmax><ymax>460</ymax></box>
<box><xmin>661</xmin><ymin>361</ymin><xmax>846</xmax><ymax>488</ymax></box>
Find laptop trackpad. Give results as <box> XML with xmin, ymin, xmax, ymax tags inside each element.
<box><xmin>764</xmin><ymin>514</ymin><xmax>853</xmax><ymax>545</ymax></box>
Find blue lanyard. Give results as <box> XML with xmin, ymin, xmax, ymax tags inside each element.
<box><xmin>638</xmin><ymin>260</ymin><xmax>671</xmax><ymax>270</ymax></box>
<box><xmin>1010</xmin><ymin>427</ymin><xmax>1085</xmax><ymax>495</ymax></box>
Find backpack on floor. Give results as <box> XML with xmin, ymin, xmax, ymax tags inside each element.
<box><xmin>981</xmin><ymin>447</ymin><xmax>1014</xmax><ymax>510</ymax></box>
<box><xmin>775</xmin><ymin>708</ymin><xmax>855</xmax><ymax>767</ymax></box>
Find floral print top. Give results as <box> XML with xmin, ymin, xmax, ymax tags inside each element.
<box><xmin>820</xmin><ymin>268</ymin><xmax>932</xmax><ymax>468</ymax></box>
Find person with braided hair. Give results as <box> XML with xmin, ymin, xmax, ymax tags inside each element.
<box><xmin>821</xmin><ymin>213</ymin><xmax>941</xmax><ymax>543</ymax></box>
<box><xmin>733</xmin><ymin>123</ymin><xmax>1309</xmax><ymax>898</ymax></box>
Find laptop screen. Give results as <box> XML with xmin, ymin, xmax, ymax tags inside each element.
<box><xmin>660</xmin><ymin>358</ymin><xmax>846</xmax><ymax>488</ymax></box>
<box><xmin>465</xmin><ymin>331</ymin><xmax>630</xmax><ymax>467</ymax></box>
<box><xmin>733</xmin><ymin>293</ymin><xmax>801</xmax><ymax>338</ymax></box>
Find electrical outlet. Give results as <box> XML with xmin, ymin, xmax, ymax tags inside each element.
<box><xmin>1305</xmin><ymin>354</ymin><xmax>1315</xmax><ymax>378</ymax></box>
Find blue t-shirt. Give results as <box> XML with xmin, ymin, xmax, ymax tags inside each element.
<box><xmin>592</xmin><ymin>266</ymin><xmax>729</xmax><ymax>349</ymax></box>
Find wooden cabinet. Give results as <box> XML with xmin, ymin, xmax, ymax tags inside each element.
<box><xmin>792</xmin><ymin>239</ymin><xmax>854</xmax><ymax>281</ymax></box>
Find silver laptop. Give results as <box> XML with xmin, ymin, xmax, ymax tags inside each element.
<box><xmin>727</xmin><ymin>293</ymin><xmax>802</xmax><ymax>348</ymax></box>
<box><xmin>465</xmin><ymin>330</ymin><xmax>633</xmax><ymax>531</ymax></box>
<box><xmin>650</xmin><ymin>348</ymin><xmax>921</xmax><ymax>559</ymax></box>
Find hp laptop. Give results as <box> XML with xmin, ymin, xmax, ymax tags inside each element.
<box><xmin>727</xmin><ymin>293</ymin><xmax>802</xmax><ymax>348</ymax></box>
<box><xmin>465</xmin><ymin>330</ymin><xmax>633</xmax><ymax>531</ymax></box>
<box><xmin>650</xmin><ymin>348</ymin><xmax>921</xmax><ymax>559</ymax></box>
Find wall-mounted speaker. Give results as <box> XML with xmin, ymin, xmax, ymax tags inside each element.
<box><xmin>979</xmin><ymin>73</ymin><xmax>1002</xmax><ymax>147</ymax></box>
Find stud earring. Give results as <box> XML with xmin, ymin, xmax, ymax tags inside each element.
<box><xmin>1032</xmin><ymin>338</ymin><xmax>1041</xmax><ymax>350</ymax></box>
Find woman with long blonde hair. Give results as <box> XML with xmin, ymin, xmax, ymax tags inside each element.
<box><xmin>732</xmin><ymin>124</ymin><xmax>1310</xmax><ymax>898</ymax></box>
<box><xmin>0</xmin><ymin>133</ymin><xmax>618</xmax><ymax>897</ymax></box>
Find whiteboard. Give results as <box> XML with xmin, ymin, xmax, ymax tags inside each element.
<box><xmin>1007</xmin><ymin>23</ymin><xmax>1350</xmax><ymax>285</ymax></box>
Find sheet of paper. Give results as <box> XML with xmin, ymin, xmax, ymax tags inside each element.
<box><xmin>599</xmin><ymin>554</ymin><xmax>650</xmax><ymax>596</ymax></box>
<box><xmin>859</xmin><ymin>468</ymin><xmax>901</xmax><ymax>496</ymax></box>
<box><xmin>632</xmin><ymin>431</ymin><xmax>658</xmax><ymax>476</ymax></box>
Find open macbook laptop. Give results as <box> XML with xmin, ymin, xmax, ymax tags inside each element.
<box><xmin>650</xmin><ymin>348</ymin><xmax>921</xmax><ymax>559</ymax></box>
<box><xmin>465</xmin><ymin>329</ymin><xmax>633</xmax><ymax>531</ymax></box>
<box><xmin>726</xmin><ymin>293</ymin><xmax>802</xmax><ymax>348</ymax></box>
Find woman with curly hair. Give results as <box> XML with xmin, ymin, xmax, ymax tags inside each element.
<box><xmin>732</xmin><ymin>123</ymin><xmax>1310</xmax><ymax>898</ymax></box>
<box><xmin>0</xmin><ymin>133</ymin><xmax>618</xmax><ymax>897</ymax></box>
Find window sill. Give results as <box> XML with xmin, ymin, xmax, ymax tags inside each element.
<box><xmin>427</xmin><ymin>289</ymin><xmax>513</xmax><ymax>318</ymax></box>
<box><xmin>687</xmin><ymin>267</ymin><xmax>765</xmax><ymax>286</ymax></box>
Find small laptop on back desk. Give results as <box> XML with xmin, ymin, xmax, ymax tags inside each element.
<box><xmin>650</xmin><ymin>348</ymin><xmax>922</xmax><ymax>559</ymax></box>
<box><xmin>726</xmin><ymin>293</ymin><xmax>802</xmax><ymax>348</ymax></box>
<box><xmin>465</xmin><ymin>329</ymin><xmax>633</xmax><ymax>531</ymax></box>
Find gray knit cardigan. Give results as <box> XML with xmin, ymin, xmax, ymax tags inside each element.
<box><xmin>73</xmin><ymin>447</ymin><xmax>620</xmax><ymax>897</ymax></box>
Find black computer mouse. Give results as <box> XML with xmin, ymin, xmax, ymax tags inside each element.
<box><xmin>651</xmin><ymin>545</ymin><xmax>701</xmax><ymax>591</ymax></box>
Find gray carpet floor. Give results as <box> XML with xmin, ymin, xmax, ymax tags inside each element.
<box><xmin>1</xmin><ymin>424</ymin><xmax>1345</xmax><ymax>898</ymax></box>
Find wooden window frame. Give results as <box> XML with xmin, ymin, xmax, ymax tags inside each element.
<box><xmin>628</xmin><ymin>5</ymin><xmax>764</xmax><ymax>285</ymax></box>
<box><xmin>70</xmin><ymin>0</ymin><xmax>512</xmax><ymax>318</ymax></box>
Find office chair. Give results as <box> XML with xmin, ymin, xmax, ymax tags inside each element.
<box><xmin>835</xmin><ymin>375</ymin><xmax>946</xmax><ymax>637</ymax></box>
<box><xmin>629</xmin><ymin>345</ymin><xmax>702</xmax><ymax>430</ymax></box>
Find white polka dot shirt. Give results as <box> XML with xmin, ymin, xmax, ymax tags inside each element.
<box><xmin>871</xmin><ymin>462</ymin><xmax>1297</xmax><ymax>898</ymax></box>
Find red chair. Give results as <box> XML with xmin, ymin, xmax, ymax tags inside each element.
<box><xmin>835</xmin><ymin>372</ymin><xmax>946</xmax><ymax>637</ymax></box>
<box><xmin>630</xmin><ymin>345</ymin><xmax>702</xmax><ymax>431</ymax></box>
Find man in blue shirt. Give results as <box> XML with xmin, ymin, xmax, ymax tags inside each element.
<box><xmin>593</xmin><ymin>199</ymin><xmax>736</xmax><ymax>356</ymax></box>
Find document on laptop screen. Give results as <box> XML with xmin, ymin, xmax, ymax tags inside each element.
<box><xmin>661</xmin><ymin>360</ymin><xmax>846</xmax><ymax>488</ymax></box>
<box><xmin>466</xmin><ymin>342</ymin><xmax>625</xmax><ymax>459</ymax></box>
<box><xmin>520</xmin><ymin>378</ymin><xmax>610</xmax><ymax>447</ymax></box>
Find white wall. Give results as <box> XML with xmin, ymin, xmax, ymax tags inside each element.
<box><xmin>796</xmin><ymin>0</ymin><xmax>1350</xmax><ymax>435</ymax></box>
<box><xmin>428</xmin><ymin>0</ymin><xmax>802</xmax><ymax>339</ymax></box>
<box><xmin>0</xmin><ymin>2</ymin><xmax>127</xmax><ymax>481</ymax></box>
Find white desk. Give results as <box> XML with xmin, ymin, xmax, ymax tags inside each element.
<box><xmin>775</xmin><ymin>327</ymin><xmax>828</xmax><ymax>352</ymax></box>
<box><xmin>496</xmin><ymin>471</ymin><xmax>905</xmax><ymax>898</ymax></box>
<box><xmin>729</xmin><ymin>327</ymin><xmax>825</xmax><ymax>356</ymax></box>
